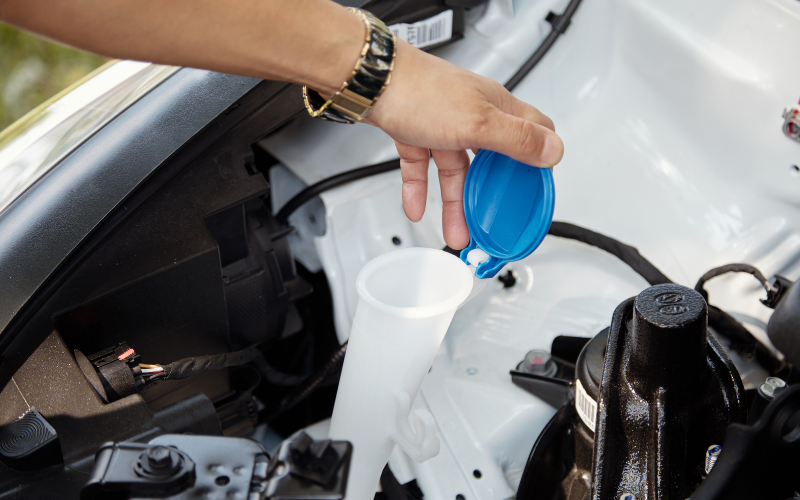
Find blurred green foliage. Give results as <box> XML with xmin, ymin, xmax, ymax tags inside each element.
<box><xmin>0</xmin><ymin>23</ymin><xmax>108</xmax><ymax>131</ymax></box>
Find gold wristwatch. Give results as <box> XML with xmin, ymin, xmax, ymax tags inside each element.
<box><xmin>303</xmin><ymin>8</ymin><xmax>397</xmax><ymax>124</ymax></box>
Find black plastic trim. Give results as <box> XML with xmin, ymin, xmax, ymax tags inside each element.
<box><xmin>0</xmin><ymin>69</ymin><xmax>259</xmax><ymax>342</ymax></box>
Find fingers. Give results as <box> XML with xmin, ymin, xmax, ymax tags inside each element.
<box><xmin>497</xmin><ymin>93</ymin><xmax>556</xmax><ymax>132</ymax></box>
<box><xmin>396</xmin><ymin>142</ymin><xmax>470</xmax><ymax>249</ymax></box>
<box><xmin>431</xmin><ymin>149</ymin><xmax>470</xmax><ymax>250</ymax></box>
<box><xmin>476</xmin><ymin>108</ymin><xmax>564</xmax><ymax>168</ymax></box>
<box><xmin>396</xmin><ymin>140</ymin><xmax>430</xmax><ymax>222</ymax></box>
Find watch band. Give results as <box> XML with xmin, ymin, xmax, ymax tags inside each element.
<box><xmin>303</xmin><ymin>8</ymin><xmax>397</xmax><ymax>124</ymax></box>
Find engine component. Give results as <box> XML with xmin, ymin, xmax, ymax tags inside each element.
<box><xmin>591</xmin><ymin>284</ymin><xmax>746</xmax><ymax>499</ymax></box>
<box><xmin>517</xmin><ymin>284</ymin><xmax>747</xmax><ymax>500</ymax></box>
<box><xmin>691</xmin><ymin>384</ymin><xmax>800</xmax><ymax>500</ymax></box>
<box><xmin>0</xmin><ymin>408</ymin><xmax>62</xmax><ymax>471</ymax></box>
<box><xmin>81</xmin><ymin>431</ymin><xmax>352</xmax><ymax>500</ymax></box>
<box><xmin>766</xmin><ymin>276</ymin><xmax>800</xmax><ymax>367</ymax></box>
<box><xmin>82</xmin><ymin>442</ymin><xmax>196</xmax><ymax>499</ymax></box>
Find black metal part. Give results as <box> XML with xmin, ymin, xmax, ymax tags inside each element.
<box><xmin>517</xmin><ymin>285</ymin><xmax>749</xmax><ymax>500</ymax></box>
<box><xmin>138</xmin><ymin>446</ymin><xmax>183</xmax><ymax>477</ymax></box>
<box><xmin>266</xmin><ymin>430</ymin><xmax>352</xmax><ymax>500</ymax></box>
<box><xmin>691</xmin><ymin>384</ymin><xmax>800</xmax><ymax>500</ymax></box>
<box><xmin>82</xmin><ymin>432</ymin><xmax>354</xmax><ymax>500</ymax></box>
<box><xmin>82</xmin><ymin>442</ymin><xmax>195</xmax><ymax>500</ymax></box>
<box><xmin>591</xmin><ymin>285</ymin><xmax>746</xmax><ymax>500</ymax></box>
<box><xmin>0</xmin><ymin>408</ymin><xmax>63</xmax><ymax>471</ymax></box>
<box><xmin>767</xmin><ymin>277</ymin><xmax>800</xmax><ymax>367</ymax></box>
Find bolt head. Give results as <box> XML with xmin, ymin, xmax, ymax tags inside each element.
<box><xmin>147</xmin><ymin>446</ymin><xmax>174</xmax><ymax>469</ymax></box>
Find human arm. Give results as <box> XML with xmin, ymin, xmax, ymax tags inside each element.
<box><xmin>0</xmin><ymin>0</ymin><xmax>563</xmax><ymax>249</ymax></box>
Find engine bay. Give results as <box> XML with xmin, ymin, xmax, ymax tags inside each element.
<box><xmin>0</xmin><ymin>0</ymin><xmax>799</xmax><ymax>498</ymax></box>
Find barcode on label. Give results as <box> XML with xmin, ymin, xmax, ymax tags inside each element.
<box><xmin>389</xmin><ymin>10</ymin><xmax>453</xmax><ymax>49</ymax></box>
<box><xmin>575</xmin><ymin>379</ymin><xmax>597</xmax><ymax>432</ymax></box>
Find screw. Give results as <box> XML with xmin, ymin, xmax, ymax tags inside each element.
<box><xmin>619</xmin><ymin>494</ymin><xmax>636</xmax><ymax>500</ymax></box>
<box><xmin>466</xmin><ymin>367</ymin><xmax>478</xmax><ymax>375</ymax></box>
<box><xmin>147</xmin><ymin>446</ymin><xmax>172</xmax><ymax>469</ymax></box>
<box><xmin>705</xmin><ymin>445</ymin><xmax>722</xmax><ymax>475</ymax></box>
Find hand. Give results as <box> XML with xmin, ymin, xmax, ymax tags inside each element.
<box><xmin>365</xmin><ymin>41</ymin><xmax>563</xmax><ymax>250</ymax></box>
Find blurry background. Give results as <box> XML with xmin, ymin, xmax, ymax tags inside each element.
<box><xmin>1</xmin><ymin>24</ymin><xmax>107</xmax><ymax>131</ymax></box>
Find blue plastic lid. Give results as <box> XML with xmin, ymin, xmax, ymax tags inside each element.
<box><xmin>459</xmin><ymin>150</ymin><xmax>555</xmax><ymax>279</ymax></box>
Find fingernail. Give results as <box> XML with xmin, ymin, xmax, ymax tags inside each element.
<box><xmin>542</xmin><ymin>135</ymin><xmax>563</xmax><ymax>166</ymax></box>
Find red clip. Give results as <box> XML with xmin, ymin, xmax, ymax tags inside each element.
<box><xmin>118</xmin><ymin>348</ymin><xmax>135</xmax><ymax>360</ymax></box>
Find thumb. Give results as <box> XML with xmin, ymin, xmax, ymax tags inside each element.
<box><xmin>477</xmin><ymin>109</ymin><xmax>564</xmax><ymax>168</ymax></box>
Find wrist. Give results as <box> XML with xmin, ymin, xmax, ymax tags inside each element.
<box><xmin>302</xmin><ymin>8</ymin><xmax>397</xmax><ymax>124</ymax></box>
<box><xmin>307</xmin><ymin>6</ymin><xmax>367</xmax><ymax>96</ymax></box>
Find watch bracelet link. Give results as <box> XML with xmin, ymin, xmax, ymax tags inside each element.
<box><xmin>303</xmin><ymin>8</ymin><xmax>397</xmax><ymax>124</ymax></box>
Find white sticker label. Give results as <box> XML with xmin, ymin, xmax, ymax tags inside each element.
<box><xmin>575</xmin><ymin>379</ymin><xmax>597</xmax><ymax>432</ymax></box>
<box><xmin>389</xmin><ymin>10</ymin><xmax>453</xmax><ymax>49</ymax></box>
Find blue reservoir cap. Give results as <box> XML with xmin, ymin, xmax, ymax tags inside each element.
<box><xmin>459</xmin><ymin>150</ymin><xmax>555</xmax><ymax>279</ymax></box>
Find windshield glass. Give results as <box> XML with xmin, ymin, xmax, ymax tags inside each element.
<box><xmin>0</xmin><ymin>61</ymin><xmax>177</xmax><ymax>215</ymax></box>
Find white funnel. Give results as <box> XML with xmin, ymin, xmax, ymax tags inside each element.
<box><xmin>328</xmin><ymin>248</ymin><xmax>473</xmax><ymax>500</ymax></box>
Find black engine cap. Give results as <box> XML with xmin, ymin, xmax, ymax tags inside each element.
<box><xmin>635</xmin><ymin>283</ymin><xmax>706</xmax><ymax>329</ymax></box>
<box><xmin>629</xmin><ymin>284</ymin><xmax>708</xmax><ymax>394</ymax></box>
